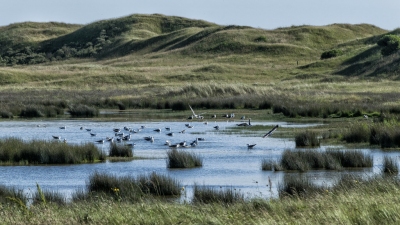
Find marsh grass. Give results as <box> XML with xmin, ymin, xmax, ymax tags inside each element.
<box><xmin>83</xmin><ymin>171</ymin><xmax>181</xmax><ymax>202</ymax></box>
<box><xmin>137</xmin><ymin>172</ymin><xmax>181</xmax><ymax>196</ymax></box>
<box><xmin>0</xmin><ymin>138</ymin><xmax>105</xmax><ymax>164</ymax></box>
<box><xmin>383</xmin><ymin>156</ymin><xmax>399</xmax><ymax>174</ymax></box>
<box><xmin>261</xmin><ymin>159</ymin><xmax>283</xmax><ymax>171</ymax></box>
<box><xmin>33</xmin><ymin>189</ymin><xmax>66</xmax><ymax>205</ymax></box>
<box><xmin>68</xmin><ymin>104</ymin><xmax>99</xmax><ymax>117</ymax></box>
<box><xmin>271</xmin><ymin>149</ymin><xmax>372</xmax><ymax>172</ymax></box>
<box><xmin>109</xmin><ymin>143</ymin><xmax>133</xmax><ymax>157</ymax></box>
<box><xmin>193</xmin><ymin>184</ymin><xmax>245</xmax><ymax>204</ymax></box>
<box><xmin>279</xmin><ymin>175</ymin><xmax>325</xmax><ymax>198</ymax></box>
<box><xmin>167</xmin><ymin>148</ymin><xmax>203</xmax><ymax>168</ymax></box>
<box><xmin>0</xmin><ymin>185</ymin><xmax>26</xmax><ymax>205</ymax></box>
<box><xmin>295</xmin><ymin>130</ymin><xmax>320</xmax><ymax>147</ymax></box>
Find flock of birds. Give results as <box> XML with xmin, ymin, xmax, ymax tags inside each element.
<box><xmin>51</xmin><ymin>105</ymin><xmax>279</xmax><ymax>150</ymax></box>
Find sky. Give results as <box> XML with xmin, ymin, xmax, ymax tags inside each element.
<box><xmin>1</xmin><ymin>0</ymin><xmax>399</xmax><ymax>30</ymax></box>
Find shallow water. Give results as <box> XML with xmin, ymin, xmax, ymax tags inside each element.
<box><xmin>0</xmin><ymin>119</ymin><xmax>397</xmax><ymax>201</ymax></box>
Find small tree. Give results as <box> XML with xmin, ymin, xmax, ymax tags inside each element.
<box><xmin>377</xmin><ymin>34</ymin><xmax>400</xmax><ymax>56</ymax></box>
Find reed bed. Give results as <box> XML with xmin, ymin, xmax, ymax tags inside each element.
<box><xmin>278</xmin><ymin>175</ymin><xmax>326</xmax><ymax>198</ymax></box>
<box><xmin>109</xmin><ymin>143</ymin><xmax>133</xmax><ymax>157</ymax></box>
<box><xmin>264</xmin><ymin>149</ymin><xmax>372</xmax><ymax>172</ymax></box>
<box><xmin>383</xmin><ymin>156</ymin><xmax>399</xmax><ymax>174</ymax></box>
<box><xmin>193</xmin><ymin>184</ymin><xmax>245</xmax><ymax>204</ymax></box>
<box><xmin>167</xmin><ymin>148</ymin><xmax>203</xmax><ymax>168</ymax></box>
<box><xmin>294</xmin><ymin>130</ymin><xmax>320</xmax><ymax>147</ymax></box>
<box><xmin>0</xmin><ymin>138</ymin><xmax>105</xmax><ymax>164</ymax></box>
<box><xmin>79</xmin><ymin>171</ymin><xmax>181</xmax><ymax>202</ymax></box>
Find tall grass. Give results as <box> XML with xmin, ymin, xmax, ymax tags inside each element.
<box><xmin>278</xmin><ymin>175</ymin><xmax>325</xmax><ymax>198</ymax></box>
<box><xmin>109</xmin><ymin>143</ymin><xmax>133</xmax><ymax>157</ymax></box>
<box><xmin>193</xmin><ymin>184</ymin><xmax>245</xmax><ymax>204</ymax></box>
<box><xmin>0</xmin><ymin>138</ymin><xmax>105</xmax><ymax>164</ymax></box>
<box><xmin>383</xmin><ymin>156</ymin><xmax>399</xmax><ymax>174</ymax></box>
<box><xmin>82</xmin><ymin>171</ymin><xmax>181</xmax><ymax>202</ymax></box>
<box><xmin>68</xmin><ymin>104</ymin><xmax>99</xmax><ymax>117</ymax></box>
<box><xmin>295</xmin><ymin>130</ymin><xmax>320</xmax><ymax>147</ymax></box>
<box><xmin>266</xmin><ymin>149</ymin><xmax>372</xmax><ymax>172</ymax></box>
<box><xmin>167</xmin><ymin>149</ymin><xmax>203</xmax><ymax>168</ymax></box>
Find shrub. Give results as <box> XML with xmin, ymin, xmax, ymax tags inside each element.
<box><xmin>377</xmin><ymin>34</ymin><xmax>400</xmax><ymax>56</ymax></box>
<box><xmin>0</xmin><ymin>111</ymin><xmax>13</xmax><ymax>118</ymax></box>
<box><xmin>320</xmin><ymin>49</ymin><xmax>343</xmax><ymax>59</ymax></box>
<box><xmin>19</xmin><ymin>106</ymin><xmax>44</xmax><ymax>118</ymax></box>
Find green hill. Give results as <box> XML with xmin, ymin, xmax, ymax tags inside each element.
<box><xmin>0</xmin><ymin>13</ymin><xmax>398</xmax><ymax>82</ymax></box>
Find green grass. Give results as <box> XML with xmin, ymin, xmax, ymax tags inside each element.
<box><xmin>0</xmin><ymin>137</ymin><xmax>105</xmax><ymax>164</ymax></box>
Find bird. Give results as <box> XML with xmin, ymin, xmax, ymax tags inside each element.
<box><xmin>213</xmin><ymin>125</ymin><xmax>220</xmax><ymax>130</ymax></box>
<box><xmin>95</xmin><ymin>139</ymin><xmax>104</xmax><ymax>144</ymax></box>
<box><xmin>247</xmin><ymin>144</ymin><xmax>256</xmax><ymax>149</ymax></box>
<box><xmin>188</xmin><ymin>105</ymin><xmax>205</xmax><ymax>119</ymax></box>
<box><xmin>144</xmin><ymin>136</ymin><xmax>155</xmax><ymax>142</ymax></box>
<box><xmin>237</xmin><ymin>119</ymin><xmax>251</xmax><ymax>127</ymax></box>
<box><xmin>240</xmin><ymin>116</ymin><xmax>245</xmax><ymax>120</ymax></box>
<box><xmin>52</xmin><ymin>135</ymin><xmax>61</xmax><ymax>139</ymax></box>
<box><xmin>364</xmin><ymin>114</ymin><xmax>369</xmax><ymax>119</ymax></box>
<box><xmin>179</xmin><ymin>129</ymin><xmax>186</xmax><ymax>134</ymax></box>
<box><xmin>113</xmin><ymin>128</ymin><xmax>121</xmax><ymax>132</ymax></box>
<box><xmin>90</xmin><ymin>133</ymin><xmax>97</xmax><ymax>136</ymax></box>
<box><xmin>211</xmin><ymin>114</ymin><xmax>217</xmax><ymax>119</ymax></box>
<box><xmin>263</xmin><ymin>125</ymin><xmax>279</xmax><ymax>138</ymax></box>
<box><xmin>166</xmin><ymin>132</ymin><xmax>174</xmax><ymax>136</ymax></box>
<box><xmin>86</xmin><ymin>129</ymin><xmax>92</xmax><ymax>132</ymax></box>
<box><xmin>123</xmin><ymin>134</ymin><xmax>131</xmax><ymax>141</ymax></box>
<box><xmin>154</xmin><ymin>128</ymin><xmax>161</xmax><ymax>132</ymax></box>
<box><xmin>126</xmin><ymin>143</ymin><xmax>136</xmax><ymax>148</ymax></box>
<box><xmin>59</xmin><ymin>126</ymin><xmax>66</xmax><ymax>129</ymax></box>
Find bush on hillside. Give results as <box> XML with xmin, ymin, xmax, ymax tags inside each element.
<box><xmin>377</xmin><ymin>34</ymin><xmax>400</xmax><ymax>56</ymax></box>
<box><xmin>320</xmin><ymin>49</ymin><xmax>343</xmax><ymax>59</ymax></box>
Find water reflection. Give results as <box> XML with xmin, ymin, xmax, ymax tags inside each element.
<box><xmin>0</xmin><ymin>120</ymin><xmax>398</xmax><ymax>201</ymax></box>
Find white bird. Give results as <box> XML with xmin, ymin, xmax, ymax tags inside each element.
<box><xmin>189</xmin><ymin>105</ymin><xmax>205</xmax><ymax>119</ymax></box>
<box><xmin>263</xmin><ymin>125</ymin><xmax>279</xmax><ymax>138</ymax></box>
<box><xmin>364</xmin><ymin>115</ymin><xmax>368</xmax><ymax>119</ymax></box>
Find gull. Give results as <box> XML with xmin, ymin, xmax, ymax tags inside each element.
<box><xmin>154</xmin><ymin>128</ymin><xmax>161</xmax><ymax>132</ymax></box>
<box><xmin>247</xmin><ymin>144</ymin><xmax>256</xmax><ymax>149</ymax></box>
<box><xmin>90</xmin><ymin>133</ymin><xmax>97</xmax><ymax>136</ymax></box>
<box><xmin>52</xmin><ymin>135</ymin><xmax>61</xmax><ymax>139</ymax></box>
<box><xmin>213</xmin><ymin>125</ymin><xmax>220</xmax><ymax>130</ymax></box>
<box><xmin>95</xmin><ymin>139</ymin><xmax>104</xmax><ymax>144</ymax></box>
<box><xmin>113</xmin><ymin>128</ymin><xmax>121</xmax><ymax>132</ymax></box>
<box><xmin>179</xmin><ymin>129</ymin><xmax>186</xmax><ymax>134</ymax></box>
<box><xmin>86</xmin><ymin>128</ymin><xmax>92</xmax><ymax>132</ymax></box>
<box><xmin>166</xmin><ymin>132</ymin><xmax>174</xmax><ymax>136</ymax></box>
<box><xmin>263</xmin><ymin>125</ymin><xmax>279</xmax><ymax>138</ymax></box>
<box><xmin>189</xmin><ymin>105</ymin><xmax>205</xmax><ymax>119</ymax></box>
<box><xmin>59</xmin><ymin>126</ymin><xmax>66</xmax><ymax>129</ymax></box>
<box><xmin>144</xmin><ymin>136</ymin><xmax>155</xmax><ymax>142</ymax></box>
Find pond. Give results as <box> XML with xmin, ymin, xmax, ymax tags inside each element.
<box><xmin>0</xmin><ymin>119</ymin><xmax>397</xmax><ymax>202</ymax></box>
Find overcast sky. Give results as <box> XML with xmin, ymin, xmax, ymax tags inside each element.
<box><xmin>1</xmin><ymin>0</ymin><xmax>399</xmax><ymax>30</ymax></box>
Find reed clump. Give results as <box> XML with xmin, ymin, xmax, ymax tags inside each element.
<box><xmin>109</xmin><ymin>143</ymin><xmax>133</xmax><ymax>157</ymax></box>
<box><xmin>167</xmin><ymin>148</ymin><xmax>203</xmax><ymax>168</ymax></box>
<box><xmin>78</xmin><ymin>171</ymin><xmax>181</xmax><ymax>202</ymax></box>
<box><xmin>383</xmin><ymin>156</ymin><xmax>399</xmax><ymax>174</ymax></box>
<box><xmin>193</xmin><ymin>184</ymin><xmax>245</xmax><ymax>204</ymax></box>
<box><xmin>264</xmin><ymin>149</ymin><xmax>372</xmax><ymax>172</ymax></box>
<box><xmin>0</xmin><ymin>138</ymin><xmax>105</xmax><ymax>164</ymax></box>
<box><xmin>295</xmin><ymin>130</ymin><xmax>320</xmax><ymax>147</ymax></box>
<box><xmin>278</xmin><ymin>175</ymin><xmax>325</xmax><ymax>198</ymax></box>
